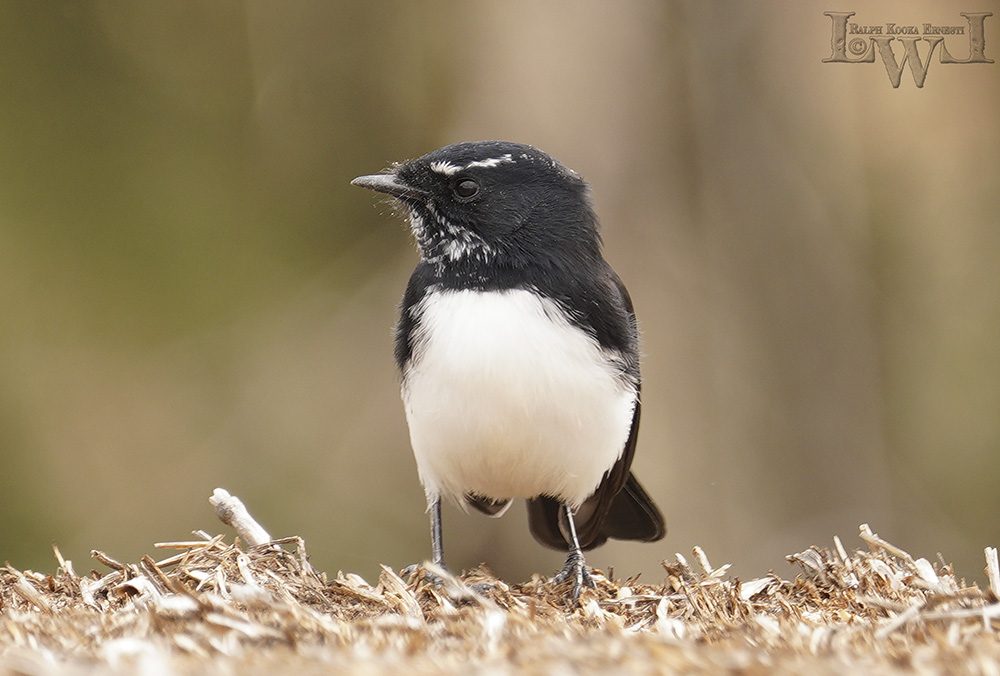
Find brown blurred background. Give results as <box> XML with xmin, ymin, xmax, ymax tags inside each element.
<box><xmin>1</xmin><ymin>0</ymin><xmax>998</xmax><ymax>585</ymax></box>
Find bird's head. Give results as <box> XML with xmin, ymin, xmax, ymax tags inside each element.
<box><xmin>352</xmin><ymin>141</ymin><xmax>600</xmax><ymax>270</ymax></box>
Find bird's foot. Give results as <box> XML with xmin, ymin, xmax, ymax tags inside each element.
<box><xmin>399</xmin><ymin>563</ymin><xmax>505</xmax><ymax>602</ymax></box>
<box><xmin>401</xmin><ymin>563</ymin><xmax>497</xmax><ymax>598</ymax></box>
<box><xmin>550</xmin><ymin>551</ymin><xmax>596</xmax><ymax>601</ymax></box>
<box><xmin>467</xmin><ymin>581</ymin><xmax>498</xmax><ymax>595</ymax></box>
<box><xmin>401</xmin><ymin>562</ymin><xmax>445</xmax><ymax>586</ymax></box>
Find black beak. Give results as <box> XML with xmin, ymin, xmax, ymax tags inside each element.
<box><xmin>350</xmin><ymin>173</ymin><xmax>426</xmax><ymax>200</ymax></box>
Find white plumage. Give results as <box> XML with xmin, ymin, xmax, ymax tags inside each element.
<box><xmin>402</xmin><ymin>288</ymin><xmax>637</xmax><ymax>508</ymax></box>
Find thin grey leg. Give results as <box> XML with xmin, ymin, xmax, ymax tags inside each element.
<box><xmin>563</xmin><ymin>504</ymin><xmax>583</xmax><ymax>556</ymax></box>
<box><xmin>551</xmin><ymin>503</ymin><xmax>595</xmax><ymax>601</ymax></box>
<box><xmin>430</xmin><ymin>497</ymin><xmax>444</xmax><ymax>568</ymax></box>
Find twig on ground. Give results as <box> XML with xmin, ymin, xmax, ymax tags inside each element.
<box><xmin>209</xmin><ymin>488</ymin><xmax>272</xmax><ymax>547</ymax></box>
<box><xmin>986</xmin><ymin>547</ymin><xmax>1000</xmax><ymax>601</ymax></box>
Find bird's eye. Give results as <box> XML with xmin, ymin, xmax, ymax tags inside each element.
<box><xmin>453</xmin><ymin>178</ymin><xmax>479</xmax><ymax>199</ymax></box>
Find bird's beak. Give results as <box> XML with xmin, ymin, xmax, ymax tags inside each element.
<box><xmin>350</xmin><ymin>173</ymin><xmax>425</xmax><ymax>200</ymax></box>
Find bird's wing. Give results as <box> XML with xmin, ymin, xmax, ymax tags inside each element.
<box><xmin>394</xmin><ymin>263</ymin><xmax>436</xmax><ymax>370</ymax></box>
<box><xmin>464</xmin><ymin>494</ymin><xmax>513</xmax><ymax>518</ymax></box>
<box><xmin>528</xmin><ymin>269</ymin><xmax>664</xmax><ymax>550</ymax></box>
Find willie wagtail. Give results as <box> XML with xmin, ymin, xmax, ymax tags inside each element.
<box><xmin>352</xmin><ymin>141</ymin><xmax>665</xmax><ymax>599</ymax></box>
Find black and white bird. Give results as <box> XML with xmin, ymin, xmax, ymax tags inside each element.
<box><xmin>351</xmin><ymin>141</ymin><xmax>665</xmax><ymax>599</ymax></box>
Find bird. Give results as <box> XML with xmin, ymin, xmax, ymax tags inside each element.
<box><xmin>351</xmin><ymin>141</ymin><xmax>665</xmax><ymax>599</ymax></box>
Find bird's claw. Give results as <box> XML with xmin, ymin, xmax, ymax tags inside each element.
<box><xmin>401</xmin><ymin>563</ymin><xmax>444</xmax><ymax>586</ymax></box>
<box><xmin>401</xmin><ymin>564</ymin><xmax>497</xmax><ymax>598</ymax></box>
<box><xmin>467</xmin><ymin>581</ymin><xmax>497</xmax><ymax>595</ymax></box>
<box><xmin>550</xmin><ymin>553</ymin><xmax>596</xmax><ymax>601</ymax></box>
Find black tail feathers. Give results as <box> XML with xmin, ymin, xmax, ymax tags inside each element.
<box><xmin>527</xmin><ymin>473</ymin><xmax>666</xmax><ymax>551</ymax></box>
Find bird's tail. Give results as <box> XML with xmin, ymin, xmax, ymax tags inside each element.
<box><xmin>527</xmin><ymin>473</ymin><xmax>665</xmax><ymax>551</ymax></box>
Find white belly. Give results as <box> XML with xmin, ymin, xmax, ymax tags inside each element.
<box><xmin>402</xmin><ymin>288</ymin><xmax>637</xmax><ymax>507</ymax></box>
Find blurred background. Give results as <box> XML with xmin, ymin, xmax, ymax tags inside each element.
<box><xmin>1</xmin><ymin>0</ymin><xmax>998</xmax><ymax>585</ymax></box>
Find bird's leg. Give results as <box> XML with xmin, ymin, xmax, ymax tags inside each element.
<box><xmin>550</xmin><ymin>503</ymin><xmax>596</xmax><ymax>600</ymax></box>
<box><xmin>427</xmin><ymin>497</ymin><xmax>496</xmax><ymax>593</ymax></box>
<box><xmin>401</xmin><ymin>497</ymin><xmax>446</xmax><ymax>581</ymax></box>
<box><xmin>402</xmin><ymin>498</ymin><xmax>494</xmax><ymax>594</ymax></box>
<box><xmin>430</xmin><ymin>496</ymin><xmax>445</xmax><ymax>569</ymax></box>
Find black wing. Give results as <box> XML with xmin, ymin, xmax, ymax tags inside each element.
<box><xmin>464</xmin><ymin>494</ymin><xmax>512</xmax><ymax>517</ymax></box>
<box><xmin>527</xmin><ymin>269</ymin><xmax>665</xmax><ymax>550</ymax></box>
<box><xmin>395</xmin><ymin>263</ymin><xmax>437</xmax><ymax>370</ymax></box>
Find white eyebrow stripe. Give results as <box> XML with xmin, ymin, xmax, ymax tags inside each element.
<box><xmin>429</xmin><ymin>161</ymin><xmax>462</xmax><ymax>176</ymax></box>
<box><xmin>464</xmin><ymin>154</ymin><xmax>514</xmax><ymax>170</ymax></box>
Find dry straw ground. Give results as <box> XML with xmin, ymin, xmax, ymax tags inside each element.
<box><xmin>2</xmin><ymin>491</ymin><xmax>999</xmax><ymax>674</ymax></box>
